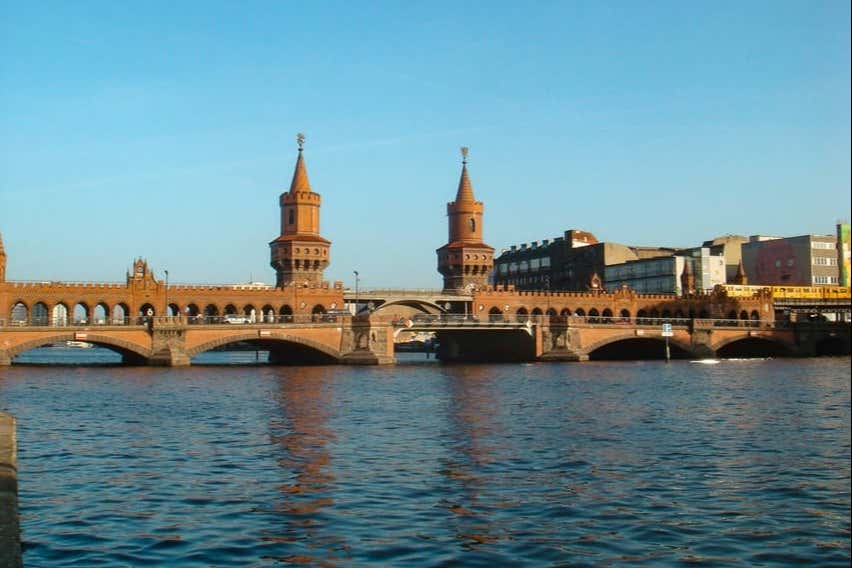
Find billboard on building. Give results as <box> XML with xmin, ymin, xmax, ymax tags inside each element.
<box><xmin>839</xmin><ymin>223</ymin><xmax>851</xmax><ymax>286</ymax></box>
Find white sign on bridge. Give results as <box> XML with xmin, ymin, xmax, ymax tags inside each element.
<box><xmin>661</xmin><ymin>323</ymin><xmax>673</xmax><ymax>337</ymax></box>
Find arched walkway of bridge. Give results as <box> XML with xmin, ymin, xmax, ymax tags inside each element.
<box><xmin>187</xmin><ymin>333</ymin><xmax>341</xmax><ymax>365</ymax></box>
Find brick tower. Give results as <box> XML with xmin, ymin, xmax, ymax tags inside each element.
<box><xmin>269</xmin><ymin>134</ymin><xmax>331</xmax><ymax>287</ymax></box>
<box><xmin>436</xmin><ymin>148</ymin><xmax>494</xmax><ymax>292</ymax></box>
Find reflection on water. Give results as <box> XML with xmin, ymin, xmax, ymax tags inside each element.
<box><xmin>0</xmin><ymin>357</ymin><xmax>849</xmax><ymax>566</ymax></box>
<box><xmin>266</xmin><ymin>368</ymin><xmax>343</xmax><ymax>564</ymax></box>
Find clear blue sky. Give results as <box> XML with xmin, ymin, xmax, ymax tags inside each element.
<box><xmin>2</xmin><ymin>1</ymin><xmax>849</xmax><ymax>289</ymax></box>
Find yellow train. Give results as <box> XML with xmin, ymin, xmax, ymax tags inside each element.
<box><xmin>719</xmin><ymin>284</ymin><xmax>851</xmax><ymax>300</ymax></box>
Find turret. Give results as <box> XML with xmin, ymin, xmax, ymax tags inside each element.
<box><xmin>732</xmin><ymin>259</ymin><xmax>748</xmax><ymax>285</ymax></box>
<box><xmin>436</xmin><ymin>148</ymin><xmax>494</xmax><ymax>292</ymax></box>
<box><xmin>269</xmin><ymin>134</ymin><xmax>331</xmax><ymax>287</ymax></box>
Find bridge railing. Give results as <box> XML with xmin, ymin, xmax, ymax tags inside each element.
<box><xmin>0</xmin><ymin>314</ymin><xmax>795</xmax><ymax>329</ymax></box>
<box><xmin>378</xmin><ymin>313</ymin><xmax>787</xmax><ymax>329</ymax></box>
<box><xmin>0</xmin><ymin>313</ymin><xmax>355</xmax><ymax>328</ymax></box>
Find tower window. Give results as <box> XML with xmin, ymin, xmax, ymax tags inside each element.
<box><xmin>469</xmin><ymin>218</ymin><xmax>476</xmax><ymax>232</ymax></box>
<box><xmin>288</xmin><ymin>210</ymin><xmax>294</xmax><ymax>224</ymax></box>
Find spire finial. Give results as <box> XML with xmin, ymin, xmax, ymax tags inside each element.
<box><xmin>460</xmin><ymin>146</ymin><xmax>469</xmax><ymax>164</ymax></box>
<box><xmin>297</xmin><ymin>132</ymin><xmax>305</xmax><ymax>152</ymax></box>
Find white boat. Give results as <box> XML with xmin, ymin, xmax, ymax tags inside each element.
<box><xmin>66</xmin><ymin>341</ymin><xmax>94</xmax><ymax>349</ymax></box>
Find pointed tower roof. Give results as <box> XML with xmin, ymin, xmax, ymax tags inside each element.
<box><xmin>289</xmin><ymin>133</ymin><xmax>312</xmax><ymax>193</ymax></box>
<box><xmin>680</xmin><ymin>258</ymin><xmax>695</xmax><ymax>295</ymax></box>
<box><xmin>733</xmin><ymin>258</ymin><xmax>748</xmax><ymax>285</ymax></box>
<box><xmin>454</xmin><ymin>146</ymin><xmax>476</xmax><ymax>203</ymax></box>
<box><xmin>0</xmin><ymin>230</ymin><xmax>4</xmax><ymax>254</ymax></box>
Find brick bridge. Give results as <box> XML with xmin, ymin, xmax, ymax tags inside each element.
<box><xmin>395</xmin><ymin>315</ymin><xmax>849</xmax><ymax>361</ymax></box>
<box><xmin>2</xmin><ymin>258</ymin><xmax>848</xmax><ymax>365</ymax></box>
<box><xmin>2</xmin><ymin>313</ymin><xmax>848</xmax><ymax>366</ymax></box>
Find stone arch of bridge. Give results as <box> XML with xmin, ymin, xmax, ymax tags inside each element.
<box><xmin>6</xmin><ymin>333</ymin><xmax>152</xmax><ymax>361</ymax></box>
<box><xmin>186</xmin><ymin>331</ymin><xmax>342</xmax><ymax>362</ymax></box>
<box><xmin>710</xmin><ymin>333</ymin><xmax>794</xmax><ymax>354</ymax></box>
<box><xmin>582</xmin><ymin>332</ymin><xmax>694</xmax><ymax>358</ymax></box>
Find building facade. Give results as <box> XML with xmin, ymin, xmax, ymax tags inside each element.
<box><xmin>493</xmin><ymin>229</ymin><xmax>679</xmax><ymax>292</ymax></box>
<box><xmin>741</xmin><ymin>233</ymin><xmax>839</xmax><ymax>286</ymax></box>
<box><xmin>701</xmin><ymin>234</ymin><xmax>748</xmax><ymax>282</ymax></box>
<box><xmin>603</xmin><ymin>247</ymin><xmax>726</xmax><ymax>295</ymax></box>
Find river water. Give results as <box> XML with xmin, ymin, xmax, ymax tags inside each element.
<box><xmin>1</xmin><ymin>351</ymin><xmax>849</xmax><ymax>566</ymax></box>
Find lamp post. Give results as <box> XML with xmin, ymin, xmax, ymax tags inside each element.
<box><xmin>353</xmin><ymin>270</ymin><xmax>360</xmax><ymax>316</ymax></box>
<box><xmin>164</xmin><ymin>270</ymin><xmax>169</xmax><ymax>318</ymax></box>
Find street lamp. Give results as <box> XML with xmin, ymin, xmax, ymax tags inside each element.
<box><xmin>164</xmin><ymin>270</ymin><xmax>169</xmax><ymax>318</ymax></box>
<box><xmin>353</xmin><ymin>270</ymin><xmax>360</xmax><ymax>316</ymax></box>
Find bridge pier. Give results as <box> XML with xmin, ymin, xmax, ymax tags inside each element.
<box><xmin>0</xmin><ymin>350</ymin><xmax>9</xmax><ymax>366</ymax></box>
<box><xmin>538</xmin><ymin>325</ymin><xmax>589</xmax><ymax>362</ymax></box>
<box><xmin>341</xmin><ymin>317</ymin><xmax>395</xmax><ymax>365</ymax></box>
<box><xmin>149</xmin><ymin>325</ymin><xmax>190</xmax><ymax>367</ymax></box>
<box><xmin>690</xmin><ymin>328</ymin><xmax>717</xmax><ymax>358</ymax></box>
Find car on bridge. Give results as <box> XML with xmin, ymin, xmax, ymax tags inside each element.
<box><xmin>222</xmin><ymin>314</ymin><xmax>251</xmax><ymax>324</ymax></box>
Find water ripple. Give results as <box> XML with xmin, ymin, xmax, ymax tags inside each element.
<box><xmin>0</xmin><ymin>357</ymin><xmax>849</xmax><ymax>566</ymax></box>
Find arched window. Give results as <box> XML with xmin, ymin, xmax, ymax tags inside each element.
<box><xmin>311</xmin><ymin>304</ymin><xmax>327</xmax><ymax>322</ymax></box>
<box><xmin>53</xmin><ymin>304</ymin><xmax>69</xmax><ymax>327</ymax></box>
<box><xmin>33</xmin><ymin>302</ymin><xmax>49</xmax><ymax>326</ymax></box>
<box><xmin>113</xmin><ymin>303</ymin><xmax>129</xmax><ymax>325</ymax></box>
<box><xmin>74</xmin><ymin>302</ymin><xmax>90</xmax><ymax>325</ymax></box>
<box><xmin>488</xmin><ymin>306</ymin><xmax>503</xmax><ymax>322</ymax></box>
<box><xmin>288</xmin><ymin>209</ymin><xmax>295</xmax><ymax>224</ymax></box>
<box><xmin>10</xmin><ymin>302</ymin><xmax>28</xmax><ymax>325</ymax></box>
<box><xmin>469</xmin><ymin>218</ymin><xmax>476</xmax><ymax>232</ymax></box>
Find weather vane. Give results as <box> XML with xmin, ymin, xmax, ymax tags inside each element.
<box><xmin>297</xmin><ymin>132</ymin><xmax>305</xmax><ymax>151</ymax></box>
<box><xmin>460</xmin><ymin>146</ymin><xmax>469</xmax><ymax>163</ymax></box>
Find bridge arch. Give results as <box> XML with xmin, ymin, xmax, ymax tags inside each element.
<box><xmin>712</xmin><ymin>334</ymin><xmax>793</xmax><ymax>358</ymax></box>
<box><xmin>186</xmin><ymin>332</ymin><xmax>341</xmax><ymax>364</ymax></box>
<box><xmin>583</xmin><ymin>333</ymin><xmax>694</xmax><ymax>360</ymax></box>
<box><xmin>370</xmin><ymin>299</ymin><xmax>447</xmax><ymax>316</ymax></box>
<box><xmin>7</xmin><ymin>333</ymin><xmax>152</xmax><ymax>362</ymax></box>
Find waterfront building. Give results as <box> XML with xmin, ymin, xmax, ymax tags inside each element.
<box><xmin>269</xmin><ymin>134</ymin><xmax>331</xmax><ymax>288</ymax></box>
<box><xmin>741</xmin><ymin>233</ymin><xmax>840</xmax><ymax>286</ymax></box>
<box><xmin>701</xmin><ymin>234</ymin><xmax>749</xmax><ymax>282</ymax></box>
<box><xmin>603</xmin><ymin>247</ymin><xmax>726</xmax><ymax>295</ymax></box>
<box><xmin>436</xmin><ymin>148</ymin><xmax>494</xmax><ymax>292</ymax></box>
<box><xmin>492</xmin><ymin>229</ymin><xmax>679</xmax><ymax>292</ymax></box>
